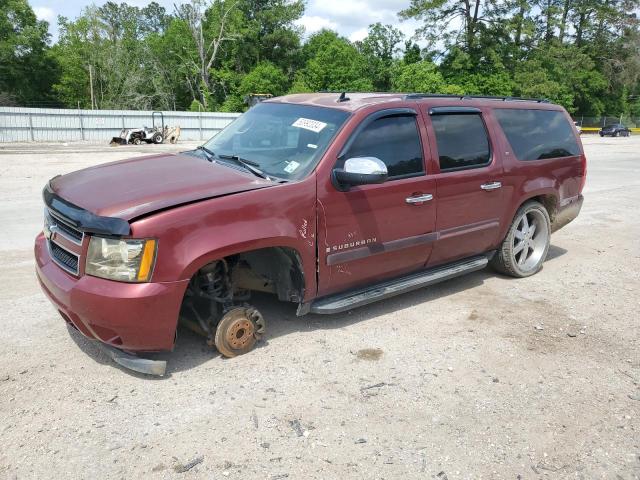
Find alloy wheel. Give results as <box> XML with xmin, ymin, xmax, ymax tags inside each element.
<box><xmin>512</xmin><ymin>209</ymin><xmax>549</xmax><ymax>272</ymax></box>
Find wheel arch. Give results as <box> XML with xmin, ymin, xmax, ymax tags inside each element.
<box><xmin>499</xmin><ymin>189</ymin><xmax>558</xmax><ymax>242</ymax></box>
<box><xmin>182</xmin><ymin>243</ymin><xmax>308</xmax><ymax>304</ymax></box>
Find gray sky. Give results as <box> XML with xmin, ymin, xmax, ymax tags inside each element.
<box><xmin>30</xmin><ymin>0</ymin><xmax>422</xmax><ymax>44</ymax></box>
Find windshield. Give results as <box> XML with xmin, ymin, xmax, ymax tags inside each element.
<box><xmin>203</xmin><ymin>102</ymin><xmax>349</xmax><ymax>180</ymax></box>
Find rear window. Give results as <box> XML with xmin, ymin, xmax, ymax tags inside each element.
<box><xmin>431</xmin><ymin>114</ymin><xmax>491</xmax><ymax>171</ymax></box>
<box><xmin>494</xmin><ymin>109</ymin><xmax>580</xmax><ymax>161</ymax></box>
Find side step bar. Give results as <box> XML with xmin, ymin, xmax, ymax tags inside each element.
<box><xmin>309</xmin><ymin>255</ymin><xmax>489</xmax><ymax>315</ymax></box>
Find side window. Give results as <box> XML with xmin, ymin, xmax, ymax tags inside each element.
<box><xmin>344</xmin><ymin>115</ymin><xmax>424</xmax><ymax>178</ymax></box>
<box><xmin>494</xmin><ymin>109</ymin><xmax>580</xmax><ymax>160</ymax></box>
<box><xmin>431</xmin><ymin>114</ymin><xmax>491</xmax><ymax>171</ymax></box>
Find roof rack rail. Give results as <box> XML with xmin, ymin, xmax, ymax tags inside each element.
<box><xmin>404</xmin><ymin>93</ymin><xmax>549</xmax><ymax>103</ymax></box>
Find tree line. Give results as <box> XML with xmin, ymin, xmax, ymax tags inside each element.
<box><xmin>1</xmin><ymin>0</ymin><xmax>639</xmax><ymax>116</ymax></box>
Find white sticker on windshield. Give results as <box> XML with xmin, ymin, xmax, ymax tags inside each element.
<box><xmin>307</xmin><ymin>143</ymin><xmax>318</xmax><ymax>149</ymax></box>
<box><xmin>284</xmin><ymin>161</ymin><xmax>300</xmax><ymax>173</ymax></box>
<box><xmin>292</xmin><ymin>118</ymin><xmax>327</xmax><ymax>133</ymax></box>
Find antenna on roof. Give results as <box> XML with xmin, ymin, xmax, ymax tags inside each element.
<box><xmin>337</xmin><ymin>92</ymin><xmax>350</xmax><ymax>103</ymax></box>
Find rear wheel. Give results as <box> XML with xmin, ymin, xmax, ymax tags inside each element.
<box><xmin>214</xmin><ymin>307</ymin><xmax>265</xmax><ymax>358</ymax></box>
<box><xmin>152</xmin><ymin>133</ymin><xmax>163</xmax><ymax>144</ymax></box>
<box><xmin>132</xmin><ymin>137</ymin><xmax>142</xmax><ymax>145</ymax></box>
<box><xmin>490</xmin><ymin>201</ymin><xmax>550</xmax><ymax>278</ymax></box>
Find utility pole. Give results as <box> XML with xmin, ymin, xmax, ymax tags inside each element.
<box><xmin>88</xmin><ymin>65</ymin><xmax>95</xmax><ymax>110</ymax></box>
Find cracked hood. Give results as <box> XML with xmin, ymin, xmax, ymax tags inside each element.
<box><xmin>49</xmin><ymin>152</ymin><xmax>273</xmax><ymax>220</ymax></box>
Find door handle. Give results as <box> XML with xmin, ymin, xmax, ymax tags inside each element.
<box><xmin>481</xmin><ymin>181</ymin><xmax>502</xmax><ymax>191</ymax></box>
<box><xmin>405</xmin><ymin>193</ymin><xmax>433</xmax><ymax>204</ymax></box>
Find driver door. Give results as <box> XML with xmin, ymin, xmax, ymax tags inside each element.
<box><xmin>317</xmin><ymin>109</ymin><xmax>437</xmax><ymax>296</ymax></box>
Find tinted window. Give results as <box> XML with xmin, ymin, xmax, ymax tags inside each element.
<box><xmin>494</xmin><ymin>109</ymin><xmax>580</xmax><ymax>161</ymax></box>
<box><xmin>344</xmin><ymin>115</ymin><xmax>423</xmax><ymax>178</ymax></box>
<box><xmin>431</xmin><ymin>114</ymin><xmax>491</xmax><ymax>171</ymax></box>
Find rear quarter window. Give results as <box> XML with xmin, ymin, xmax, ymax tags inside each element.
<box><xmin>494</xmin><ymin>109</ymin><xmax>580</xmax><ymax>161</ymax></box>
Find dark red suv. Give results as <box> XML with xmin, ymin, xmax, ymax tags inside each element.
<box><xmin>35</xmin><ymin>93</ymin><xmax>586</xmax><ymax>374</ymax></box>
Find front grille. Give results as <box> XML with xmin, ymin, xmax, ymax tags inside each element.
<box><xmin>49</xmin><ymin>241</ymin><xmax>79</xmax><ymax>275</ymax></box>
<box><xmin>48</xmin><ymin>209</ymin><xmax>84</xmax><ymax>244</ymax></box>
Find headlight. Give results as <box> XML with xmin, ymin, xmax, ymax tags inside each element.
<box><xmin>86</xmin><ymin>237</ymin><xmax>157</xmax><ymax>282</ymax></box>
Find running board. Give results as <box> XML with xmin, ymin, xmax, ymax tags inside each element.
<box><xmin>309</xmin><ymin>255</ymin><xmax>489</xmax><ymax>315</ymax></box>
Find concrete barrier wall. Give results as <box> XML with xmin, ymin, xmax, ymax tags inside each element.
<box><xmin>0</xmin><ymin>107</ymin><xmax>241</xmax><ymax>143</ymax></box>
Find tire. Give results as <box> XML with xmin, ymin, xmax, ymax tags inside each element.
<box><xmin>614</xmin><ymin>131</ymin><xmax>619</xmax><ymax>137</ymax></box>
<box><xmin>152</xmin><ymin>133</ymin><xmax>163</xmax><ymax>144</ymax></box>
<box><xmin>132</xmin><ymin>137</ymin><xmax>141</xmax><ymax>145</ymax></box>
<box><xmin>214</xmin><ymin>307</ymin><xmax>265</xmax><ymax>358</ymax></box>
<box><xmin>490</xmin><ymin>201</ymin><xmax>551</xmax><ymax>278</ymax></box>
<box><xmin>599</xmin><ymin>132</ymin><xmax>604</xmax><ymax>137</ymax></box>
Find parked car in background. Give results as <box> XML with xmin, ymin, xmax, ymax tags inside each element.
<box><xmin>35</xmin><ymin>92</ymin><xmax>586</xmax><ymax>375</ymax></box>
<box><xmin>599</xmin><ymin>123</ymin><xmax>631</xmax><ymax>137</ymax></box>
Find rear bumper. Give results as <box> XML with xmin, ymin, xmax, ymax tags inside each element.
<box><xmin>35</xmin><ymin>233</ymin><xmax>189</xmax><ymax>352</ymax></box>
<box><xmin>552</xmin><ymin>194</ymin><xmax>583</xmax><ymax>233</ymax></box>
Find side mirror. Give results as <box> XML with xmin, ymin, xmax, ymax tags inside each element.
<box><xmin>332</xmin><ymin>157</ymin><xmax>388</xmax><ymax>191</ymax></box>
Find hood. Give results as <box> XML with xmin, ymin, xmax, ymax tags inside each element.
<box><xmin>49</xmin><ymin>152</ymin><xmax>273</xmax><ymax>220</ymax></box>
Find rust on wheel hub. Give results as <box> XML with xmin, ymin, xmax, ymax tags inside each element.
<box><xmin>225</xmin><ymin>317</ymin><xmax>255</xmax><ymax>350</ymax></box>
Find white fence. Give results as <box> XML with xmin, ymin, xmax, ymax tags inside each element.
<box><xmin>0</xmin><ymin>107</ymin><xmax>241</xmax><ymax>143</ymax></box>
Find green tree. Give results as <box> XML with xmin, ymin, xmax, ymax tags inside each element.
<box><xmin>175</xmin><ymin>0</ymin><xmax>245</xmax><ymax>109</ymax></box>
<box><xmin>52</xmin><ymin>4</ymin><xmax>175</xmax><ymax>110</ymax></box>
<box><xmin>399</xmin><ymin>0</ymin><xmax>490</xmax><ymax>52</ymax></box>
<box><xmin>403</xmin><ymin>41</ymin><xmax>422</xmax><ymax>64</ymax></box>
<box><xmin>357</xmin><ymin>23</ymin><xmax>404</xmax><ymax>90</ymax></box>
<box><xmin>392</xmin><ymin>61</ymin><xmax>463</xmax><ymax>94</ymax></box>
<box><xmin>0</xmin><ymin>0</ymin><xmax>58</xmax><ymax>105</ymax></box>
<box><xmin>232</xmin><ymin>0</ymin><xmax>304</xmax><ymax>71</ymax></box>
<box><xmin>514</xmin><ymin>45</ymin><xmax>607</xmax><ymax>113</ymax></box>
<box><xmin>294</xmin><ymin>30</ymin><xmax>373</xmax><ymax>92</ymax></box>
<box><xmin>239</xmin><ymin>61</ymin><xmax>288</xmax><ymax>96</ymax></box>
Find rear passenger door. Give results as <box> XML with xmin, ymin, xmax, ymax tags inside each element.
<box><xmin>422</xmin><ymin>106</ymin><xmax>505</xmax><ymax>266</ymax></box>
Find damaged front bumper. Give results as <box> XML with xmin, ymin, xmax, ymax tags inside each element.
<box><xmin>100</xmin><ymin>343</ymin><xmax>167</xmax><ymax>376</ymax></box>
<box><xmin>35</xmin><ymin>233</ymin><xmax>189</xmax><ymax>374</ymax></box>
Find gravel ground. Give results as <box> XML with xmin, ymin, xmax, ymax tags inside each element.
<box><xmin>0</xmin><ymin>137</ymin><xmax>638</xmax><ymax>479</ymax></box>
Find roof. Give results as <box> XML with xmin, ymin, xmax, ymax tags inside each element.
<box><xmin>267</xmin><ymin>92</ymin><xmax>561</xmax><ymax>112</ymax></box>
<box><xmin>268</xmin><ymin>93</ymin><xmax>405</xmax><ymax>111</ymax></box>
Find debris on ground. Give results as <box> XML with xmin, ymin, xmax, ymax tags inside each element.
<box><xmin>289</xmin><ymin>419</ymin><xmax>304</xmax><ymax>437</ymax></box>
<box><xmin>173</xmin><ymin>455</ymin><xmax>204</xmax><ymax>473</ymax></box>
<box><xmin>355</xmin><ymin>348</ymin><xmax>383</xmax><ymax>361</ymax></box>
<box><xmin>360</xmin><ymin>382</ymin><xmax>396</xmax><ymax>391</ymax></box>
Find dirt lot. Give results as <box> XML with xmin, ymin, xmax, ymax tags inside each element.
<box><xmin>0</xmin><ymin>137</ymin><xmax>638</xmax><ymax>479</ymax></box>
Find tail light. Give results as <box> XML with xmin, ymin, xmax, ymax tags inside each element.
<box><xmin>579</xmin><ymin>153</ymin><xmax>587</xmax><ymax>193</ymax></box>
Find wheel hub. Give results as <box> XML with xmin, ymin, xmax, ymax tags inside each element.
<box><xmin>225</xmin><ymin>318</ymin><xmax>255</xmax><ymax>349</ymax></box>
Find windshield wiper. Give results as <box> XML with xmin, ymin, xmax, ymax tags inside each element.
<box><xmin>217</xmin><ymin>154</ymin><xmax>271</xmax><ymax>180</ymax></box>
<box><xmin>196</xmin><ymin>145</ymin><xmax>216</xmax><ymax>162</ymax></box>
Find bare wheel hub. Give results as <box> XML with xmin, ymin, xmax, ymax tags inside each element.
<box><xmin>214</xmin><ymin>307</ymin><xmax>265</xmax><ymax>358</ymax></box>
<box><xmin>226</xmin><ymin>318</ymin><xmax>254</xmax><ymax>349</ymax></box>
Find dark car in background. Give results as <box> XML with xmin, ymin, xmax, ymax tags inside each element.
<box><xmin>599</xmin><ymin>124</ymin><xmax>631</xmax><ymax>137</ymax></box>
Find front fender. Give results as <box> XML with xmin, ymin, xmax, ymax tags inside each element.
<box><xmin>129</xmin><ymin>178</ymin><xmax>318</xmax><ymax>299</ymax></box>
